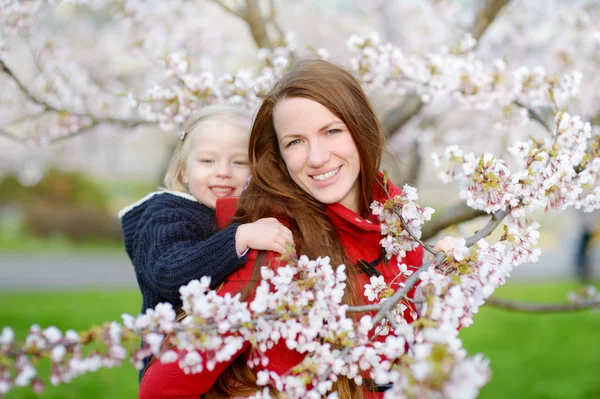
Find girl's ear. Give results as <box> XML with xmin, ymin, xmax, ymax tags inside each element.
<box><xmin>181</xmin><ymin>165</ymin><xmax>189</xmax><ymax>185</ymax></box>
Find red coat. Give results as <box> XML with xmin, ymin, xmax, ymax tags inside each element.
<box><xmin>139</xmin><ymin>177</ymin><xmax>424</xmax><ymax>398</ymax></box>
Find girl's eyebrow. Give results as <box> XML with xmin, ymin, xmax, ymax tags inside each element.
<box><xmin>192</xmin><ymin>149</ymin><xmax>248</xmax><ymax>156</ymax></box>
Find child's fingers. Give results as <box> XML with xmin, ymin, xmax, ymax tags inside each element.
<box><xmin>271</xmin><ymin>241</ymin><xmax>289</xmax><ymax>256</ymax></box>
<box><xmin>434</xmin><ymin>236</ymin><xmax>455</xmax><ymax>253</ymax></box>
<box><xmin>275</xmin><ymin>234</ymin><xmax>295</xmax><ymax>255</ymax></box>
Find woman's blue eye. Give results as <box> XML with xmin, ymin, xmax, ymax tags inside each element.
<box><xmin>327</xmin><ymin>128</ymin><xmax>342</xmax><ymax>135</ymax></box>
<box><xmin>286</xmin><ymin>139</ymin><xmax>302</xmax><ymax>147</ymax></box>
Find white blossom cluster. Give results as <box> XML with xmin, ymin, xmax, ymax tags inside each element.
<box><xmin>0</xmin><ymin>321</ymin><xmax>127</xmax><ymax>395</ymax></box>
<box><xmin>0</xmin><ymin>0</ymin><xmax>44</xmax><ymax>35</ymax></box>
<box><xmin>433</xmin><ymin>110</ymin><xmax>597</xmax><ymax>217</ymax></box>
<box><xmin>345</xmin><ymin>32</ymin><xmax>583</xmax><ymax>112</ymax></box>
<box><xmin>371</xmin><ymin>184</ymin><xmax>434</xmax><ymax>261</ymax></box>
<box><xmin>134</xmin><ymin>34</ymin><xmax>296</xmax><ymax>133</ymax></box>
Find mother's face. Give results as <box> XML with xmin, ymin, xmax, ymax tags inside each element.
<box><xmin>273</xmin><ymin>97</ymin><xmax>361</xmax><ymax>213</ymax></box>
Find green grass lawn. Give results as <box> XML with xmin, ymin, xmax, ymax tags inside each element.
<box><xmin>1</xmin><ymin>291</ymin><xmax>141</xmax><ymax>399</ymax></box>
<box><xmin>1</xmin><ymin>282</ymin><xmax>598</xmax><ymax>398</ymax></box>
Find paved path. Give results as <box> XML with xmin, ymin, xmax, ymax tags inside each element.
<box><xmin>0</xmin><ymin>252</ymin><xmax>137</xmax><ymax>291</ymax></box>
<box><xmin>1</xmin><ymin>247</ymin><xmax>598</xmax><ymax>291</ymax></box>
<box><xmin>1</xmin><ymin>214</ymin><xmax>598</xmax><ymax>291</ymax></box>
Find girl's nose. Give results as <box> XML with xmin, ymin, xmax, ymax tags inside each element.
<box><xmin>215</xmin><ymin>162</ymin><xmax>232</xmax><ymax>178</ymax></box>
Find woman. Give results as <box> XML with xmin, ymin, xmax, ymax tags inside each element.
<box><xmin>139</xmin><ymin>59</ymin><xmax>425</xmax><ymax>398</ymax></box>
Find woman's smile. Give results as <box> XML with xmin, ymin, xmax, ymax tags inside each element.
<box><xmin>274</xmin><ymin>97</ymin><xmax>361</xmax><ymax>213</ymax></box>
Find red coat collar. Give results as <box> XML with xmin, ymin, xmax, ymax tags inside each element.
<box><xmin>325</xmin><ymin>172</ymin><xmax>402</xmax><ymax>233</ymax></box>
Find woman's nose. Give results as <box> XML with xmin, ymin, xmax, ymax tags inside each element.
<box><xmin>307</xmin><ymin>141</ymin><xmax>331</xmax><ymax>168</ymax></box>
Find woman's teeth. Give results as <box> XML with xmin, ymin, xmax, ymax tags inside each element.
<box><xmin>313</xmin><ymin>167</ymin><xmax>339</xmax><ymax>181</ymax></box>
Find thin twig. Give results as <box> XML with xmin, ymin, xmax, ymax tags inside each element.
<box><xmin>0</xmin><ymin>127</ymin><xmax>26</xmax><ymax>143</ymax></box>
<box><xmin>1</xmin><ymin>58</ymin><xmax>49</xmax><ymax>109</ymax></box>
<box><xmin>266</xmin><ymin>0</ymin><xmax>285</xmax><ymax>39</ymax></box>
<box><xmin>485</xmin><ymin>296</ymin><xmax>600</xmax><ymax>313</ymax></box>
<box><xmin>514</xmin><ymin>100</ymin><xmax>553</xmax><ymax>133</ymax></box>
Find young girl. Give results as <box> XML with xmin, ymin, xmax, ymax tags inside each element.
<box><xmin>119</xmin><ymin>105</ymin><xmax>295</xmax><ymax>317</ymax></box>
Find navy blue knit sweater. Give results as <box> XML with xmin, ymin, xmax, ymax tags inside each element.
<box><xmin>120</xmin><ymin>191</ymin><xmax>247</xmax><ymax>315</ymax></box>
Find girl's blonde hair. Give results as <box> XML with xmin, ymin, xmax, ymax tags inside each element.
<box><xmin>163</xmin><ymin>105</ymin><xmax>253</xmax><ymax>192</ymax></box>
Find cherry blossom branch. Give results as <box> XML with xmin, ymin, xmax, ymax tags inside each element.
<box><xmin>347</xmin><ymin>253</ymin><xmax>444</xmax><ymax>315</ymax></box>
<box><xmin>382</xmin><ymin>0</ymin><xmax>511</xmax><ymax>138</ymax></box>
<box><xmin>421</xmin><ymin>202</ymin><xmax>487</xmax><ymax>241</ymax></box>
<box><xmin>485</xmin><ymin>296</ymin><xmax>600</xmax><ymax>313</ymax></box>
<box><xmin>1</xmin><ymin>57</ymin><xmax>154</xmax><ymax>144</ymax></box>
<box><xmin>348</xmin><ymin>204</ymin><xmax>510</xmax><ymax>323</ymax></box>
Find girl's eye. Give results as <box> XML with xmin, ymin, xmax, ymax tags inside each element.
<box><xmin>286</xmin><ymin>139</ymin><xmax>302</xmax><ymax>148</ymax></box>
<box><xmin>199</xmin><ymin>159</ymin><xmax>214</xmax><ymax>164</ymax></box>
<box><xmin>233</xmin><ymin>160</ymin><xmax>249</xmax><ymax>166</ymax></box>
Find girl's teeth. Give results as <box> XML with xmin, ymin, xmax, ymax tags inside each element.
<box><xmin>212</xmin><ymin>187</ymin><xmax>233</xmax><ymax>192</ymax></box>
<box><xmin>313</xmin><ymin>167</ymin><xmax>339</xmax><ymax>181</ymax></box>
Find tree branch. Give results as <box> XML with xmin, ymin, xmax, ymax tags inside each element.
<box><xmin>514</xmin><ymin>100</ymin><xmax>553</xmax><ymax>133</ymax></box>
<box><xmin>206</xmin><ymin>0</ymin><xmax>273</xmax><ymax>48</ymax></box>
<box><xmin>244</xmin><ymin>0</ymin><xmax>272</xmax><ymax>48</ymax></box>
<box><xmin>485</xmin><ymin>296</ymin><xmax>600</xmax><ymax>313</ymax></box>
<box><xmin>421</xmin><ymin>202</ymin><xmax>487</xmax><ymax>241</ymax></box>
<box><xmin>1</xmin><ymin>58</ymin><xmax>49</xmax><ymax>110</ymax></box>
<box><xmin>381</xmin><ymin>96</ymin><xmax>424</xmax><ymax>139</ymax></box>
<box><xmin>465</xmin><ymin>208</ymin><xmax>508</xmax><ymax>247</ymax></box>
<box><xmin>470</xmin><ymin>0</ymin><xmax>511</xmax><ymax>42</ymax></box>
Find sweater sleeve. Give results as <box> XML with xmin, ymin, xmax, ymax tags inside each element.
<box><xmin>139</xmin><ymin>209</ymin><xmax>247</xmax><ymax>304</ymax></box>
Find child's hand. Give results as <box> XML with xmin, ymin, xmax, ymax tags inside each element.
<box><xmin>433</xmin><ymin>236</ymin><xmax>457</xmax><ymax>253</ymax></box>
<box><xmin>236</xmin><ymin>218</ymin><xmax>295</xmax><ymax>256</ymax></box>
<box><xmin>427</xmin><ymin>236</ymin><xmax>468</xmax><ymax>261</ymax></box>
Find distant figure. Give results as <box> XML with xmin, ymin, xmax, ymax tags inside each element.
<box><xmin>575</xmin><ymin>209</ymin><xmax>599</xmax><ymax>281</ymax></box>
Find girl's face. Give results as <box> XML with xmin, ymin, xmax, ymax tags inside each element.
<box><xmin>181</xmin><ymin>119</ymin><xmax>250</xmax><ymax>209</ymax></box>
<box><xmin>273</xmin><ymin>97</ymin><xmax>361</xmax><ymax>213</ymax></box>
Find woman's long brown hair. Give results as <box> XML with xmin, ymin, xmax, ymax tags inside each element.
<box><xmin>205</xmin><ymin>59</ymin><xmax>385</xmax><ymax>399</ymax></box>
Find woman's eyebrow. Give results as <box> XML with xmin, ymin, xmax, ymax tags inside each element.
<box><xmin>278</xmin><ymin>133</ymin><xmax>302</xmax><ymax>143</ymax></box>
<box><xmin>279</xmin><ymin>120</ymin><xmax>344</xmax><ymax>142</ymax></box>
<box><xmin>318</xmin><ymin>120</ymin><xmax>343</xmax><ymax>132</ymax></box>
